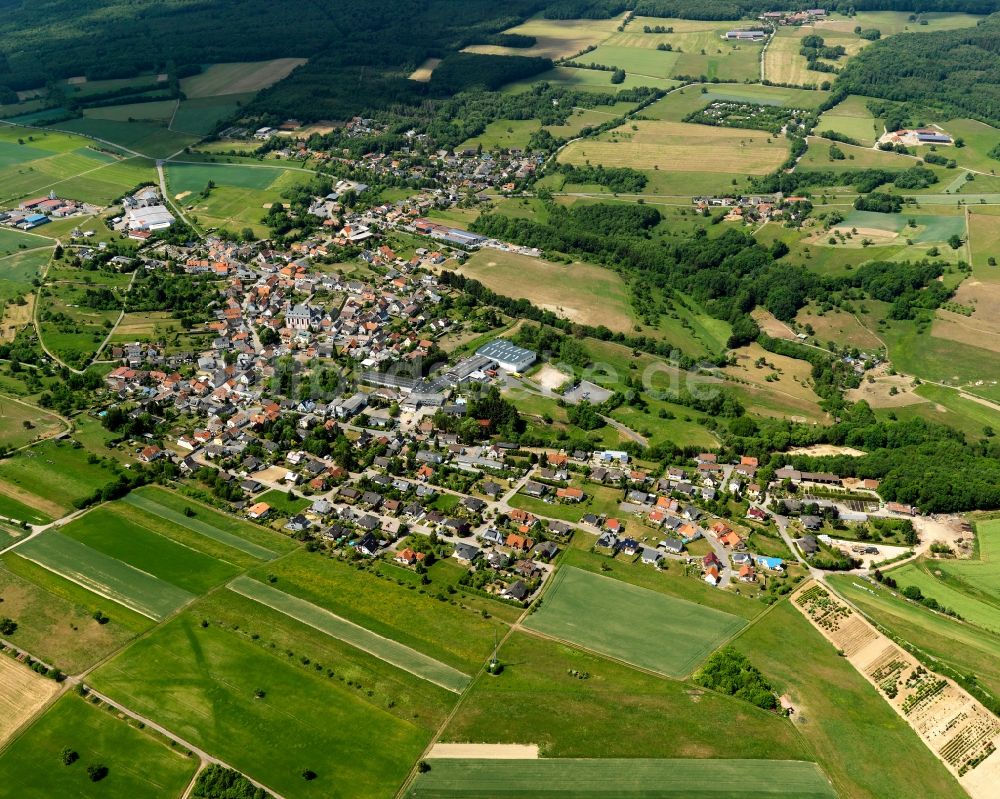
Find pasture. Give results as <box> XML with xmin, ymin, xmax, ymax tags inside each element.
<box><xmin>229</xmin><ymin>575</ymin><xmax>471</xmax><ymax>692</ymax></box>
<box><xmin>886</xmin><ymin>558</ymin><xmax>1000</xmax><ymax>632</ymax></box>
<box><xmin>816</xmin><ymin>95</ymin><xmax>882</xmax><ymax>146</ymax></box>
<box><xmin>0</xmin><ymin>395</ymin><xmax>64</xmax><ymax>450</ymax></box>
<box><xmin>0</xmin><ymin>227</ymin><xmax>50</xmax><ymax>257</ymax></box>
<box><xmin>459</xmin><ymin>250</ymin><xmax>634</xmax><ymax>332</ymax></box>
<box><xmin>0</xmin><ymin>248</ymin><xmax>51</xmax><ymax>307</ymax></box>
<box><xmin>407</xmin><ymin>758</ymin><xmax>836</xmax><ymax>798</ymax></box>
<box><xmin>463</xmin><ymin>16</ymin><xmax>624</xmax><ymax>61</ymax></box>
<box><xmin>0</xmin><ymin>694</ymin><xmax>198</xmax><ymax>799</ymax></box>
<box><xmin>725</xmin><ymin>342</ymin><xmax>827</xmax><ymax>423</ymax></box>
<box><xmin>0</xmin><ymin>655</ymin><xmax>59</xmax><ymax>746</ymax></box>
<box><xmin>0</xmin><ymin>557</ymin><xmax>141</xmax><ymax>673</ymax></box>
<box><xmin>180</xmin><ymin>59</ymin><xmax>308</xmax><ymax>98</ymax></box>
<box><xmin>441</xmin><ymin>631</ymin><xmax>808</xmax><ymax>760</ymax></box>
<box><xmin>733</xmin><ymin>600</ymin><xmax>967</xmax><ymax>799</ymax></box>
<box><xmin>523</xmin><ymin>566</ymin><xmax>746</xmax><ymax>677</ymax></box>
<box><xmin>0</xmin><ymin>438</ymin><xmax>119</xmax><ymax>515</ymax></box>
<box><xmin>764</xmin><ymin>26</ymin><xmax>867</xmax><ymax>88</ymax></box>
<box><xmin>124</xmin><ymin>486</ymin><xmax>294</xmax><ymax>558</ymax></box>
<box><xmin>253</xmin><ymin>550</ymin><xmax>508</xmax><ymax>671</ymax></box>
<box><xmin>459</xmin><ymin>119</ymin><xmax>541</xmax><ymax>151</ymax></box>
<box><xmin>559</xmin><ymin>119</ymin><xmax>789</xmax><ymax>175</ymax></box>
<box><xmin>59</xmin><ymin>505</ymin><xmax>242</xmax><ymax>594</ymax></box>
<box><xmin>90</xmin><ymin>613</ymin><xmax>429</xmax><ymax>799</ymax></box>
<box><xmin>15</xmin><ymin>531</ymin><xmax>194</xmax><ymax>620</ymax></box>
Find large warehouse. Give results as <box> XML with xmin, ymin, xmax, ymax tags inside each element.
<box><xmin>476</xmin><ymin>339</ymin><xmax>536</xmax><ymax>373</ymax></box>
<box><xmin>126</xmin><ymin>204</ymin><xmax>175</xmax><ymax>231</ymax></box>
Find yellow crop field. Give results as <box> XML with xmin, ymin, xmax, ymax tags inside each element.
<box><xmin>0</xmin><ymin>656</ymin><xmax>59</xmax><ymax>745</ymax></box>
<box><xmin>462</xmin><ymin>16</ymin><xmax>624</xmax><ymax>60</ymax></box>
<box><xmin>559</xmin><ymin>119</ymin><xmax>789</xmax><ymax>174</ymax></box>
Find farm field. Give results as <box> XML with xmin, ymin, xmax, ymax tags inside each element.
<box><xmin>46</xmin><ymin>117</ymin><xmax>197</xmax><ymax>159</ymax></box>
<box><xmin>251</xmin><ymin>551</ymin><xmax>509</xmax><ymax>670</ymax></box>
<box><xmin>575</xmin><ymin>18</ymin><xmax>765</xmax><ymax>82</ymax></box>
<box><xmin>59</xmin><ymin>505</ymin><xmax>243</xmax><ymax>594</ymax></box>
<box><xmin>725</xmin><ymin>341</ymin><xmax>828</xmax><ymax>423</ymax></box>
<box><xmin>559</xmin><ymin>120</ymin><xmax>789</xmax><ymax>175</ymax></box>
<box><xmin>0</xmin><ymin>557</ymin><xmax>141</xmax><ymax>673</ymax></box>
<box><xmin>828</xmin><ymin>573</ymin><xmax>1000</xmax><ymax>700</ymax></box>
<box><xmin>82</xmin><ymin>100</ymin><xmax>176</xmax><ymax>123</ymax></box>
<box><xmin>0</xmin><ymin>395</ymin><xmax>64</xmax><ymax>449</ymax></box>
<box><xmin>884</xmin><ymin>558</ymin><xmax>1000</xmax><ymax>632</ymax></box>
<box><xmin>407</xmin><ymin>758</ymin><xmax>836</xmax><ymax>798</ymax></box>
<box><xmin>15</xmin><ymin>531</ymin><xmax>194</xmax><ymax>621</ymax></box>
<box><xmin>0</xmin><ymin>693</ymin><xmax>198</xmax><ymax>799</ymax></box>
<box><xmin>503</xmin><ymin>66</ymin><xmax>678</xmax><ymax>93</ymax></box>
<box><xmin>462</xmin><ymin>16</ymin><xmax>624</xmax><ymax>61</ymax></box>
<box><xmin>459</xmin><ymin>250</ymin><xmax>634</xmax><ymax>332</ymax></box>
<box><xmin>560</xmin><ymin>548</ymin><xmax>764</xmax><ymax>619</ymax></box>
<box><xmin>0</xmin><ymin>438</ymin><xmax>120</xmax><ymax>515</ymax></box>
<box><xmin>733</xmin><ymin>600</ymin><xmax>967</xmax><ymax>799</ymax></box>
<box><xmin>523</xmin><ymin>566</ymin><xmax>746</xmax><ymax>677</ymax></box>
<box><xmin>229</xmin><ymin>575</ymin><xmax>471</xmax><ymax>692</ymax></box>
<box><xmin>170</xmin><ymin>93</ymin><xmax>255</xmax><ymax>136</ymax></box>
<box><xmin>123</xmin><ymin>486</ymin><xmax>295</xmax><ymax>558</ymax></box>
<box><xmin>441</xmin><ymin>631</ymin><xmax>808</xmax><ymax>760</ymax></box>
<box><xmin>0</xmin><ymin>248</ymin><xmax>51</xmax><ymax>307</ymax></box>
<box><xmin>816</xmin><ymin>95</ymin><xmax>882</xmax><ymax>146</ymax></box>
<box><xmin>0</xmin><ymin>227</ymin><xmax>51</xmax><ymax>256</ymax></box>
<box><xmin>815</xmin><ymin>10</ymin><xmax>983</xmax><ymax>35</ymax></box>
<box><xmin>0</xmin><ymin>655</ymin><xmax>59</xmax><ymax>745</ymax></box>
<box><xmin>180</xmin><ymin>59</ymin><xmax>309</xmax><ymax>98</ymax></box>
<box><xmin>798</xmin><ymin>138</ymin><xmax>925</xmax><ymax>171</ymax></box>
<box><xmin>459</xmin><ymin>119</ymin><xmax>541</xmax><ymax>151</ymax></box>
<box><xmin>90</xmin><ymin>611</ymin><xmax>429</xmax><ymax>799</ymax></box>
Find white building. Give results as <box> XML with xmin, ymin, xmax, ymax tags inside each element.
<box><xmin>475</xmin><ymin>339</ymin><xmax>536</xmax><ymax>373</ymax></box>
<box><xmin>126</xmin><ymin>204</ymin><xmax>175</xmax><ymax>232</ymax></box>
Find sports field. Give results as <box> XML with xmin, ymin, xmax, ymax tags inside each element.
<box><xmin>123</xmin><ymin>487</ymin><xmax>290</xmax><ymax>560</ymax></box>
<box><xmin>229</xmin><ymin>575</ymin><xmax>471</xmax><ymax>692</ymax></box>
<box><xmin>460</xmin><ymin>250</ymin><xmax>634</xmax><ymax>332</ymax></box>
<box><xmin>180</xmin><ymin>59</ymin><xmax>308</xmax><ymax>98</ymax></box>
<box><xmin>559</xmin><ymin>120</ymin><xmax>789</xmax><ymax>175</ymax></box>
<box><xmin>523</xmin><ymin>566</ymin><xmax>746</xmax><ymax>677</ymax></box>
<box><xmin>90</xmin><ymin>614</ymin><xmax>429</xmax><ymax>799</ymax></box>
<box><xmin>407</xmin><ymin>758</ymin><xmax>836</xmax><ymax>798</ymax></box>
<box><xmin>0</xmin><ymin>693</ymin><xmax>198</xmax><ymax>799</ymax></box>
<box><xmin>15</xmin><ymin>531</ymin><xmax>194</xmax><ymax>620</ymax></box>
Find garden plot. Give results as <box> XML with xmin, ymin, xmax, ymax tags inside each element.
<box><xmin>795</xmin><ymin>583</ymin><xmax>1000</xmax><ymax>795</ymax></box>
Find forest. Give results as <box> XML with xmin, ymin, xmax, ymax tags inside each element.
<box><xmin>836</xmin><ymin>13</ymin><xmax>1000</xmax><ymax>126</ymax></box>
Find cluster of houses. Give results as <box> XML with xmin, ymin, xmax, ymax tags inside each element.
<box><xmin>759</xmin><ymin>8</ymin><xmax>827</xmax><ymax>25</ymax></box>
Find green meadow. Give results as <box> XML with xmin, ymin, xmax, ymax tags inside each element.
<box><xmin>0</xmin><ymin>694</ymin><xmax>198</xmax><ymax>799</ymax></box>
<box><xmin>523</xmin><ymin>566</ymin><xmax>746</xmax><ymax>677</ymax></box>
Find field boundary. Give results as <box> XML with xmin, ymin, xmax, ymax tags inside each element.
<box><xmin>122</xmin><ymin>491</ymin><xmax>277</xmax><ymax>560</ymax></box>
<box><xmin>228</xmin><ymin>575</ymin><xmax>471</xmax><ymax>693</ymax></box>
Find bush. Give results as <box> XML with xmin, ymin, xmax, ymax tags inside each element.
<box><xmin>694</xmin><ymin>647</ymin><xmax>777</xmax><ymax>710</ymax></box>
<box><xmin>87</xmin><ymin>764</ymin><xmax>108</xmax><ymax>782</ymax></box>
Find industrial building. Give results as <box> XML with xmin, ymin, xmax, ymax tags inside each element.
<box><xmin>475</xmin><ymin>339</ymin><xmax>536</xmax><ymax>373</ymax></box>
